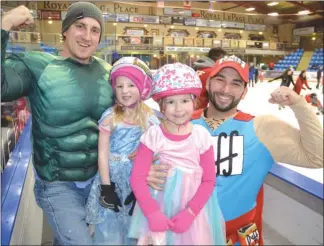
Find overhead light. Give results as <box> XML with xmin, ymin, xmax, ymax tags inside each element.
<box><xmin>267</xmin><ymin>2</ymin><xmax>279</xmax><ymax>6</ymax></box>
<box><xmin>268</xmin><ymin>12</ymin><xmax>279</xmax><ymax>16</ymax></box>
<box><xmin>48</xmin><ymin>20</ymin><xmax>53</xmax><ymax>24</ymax></box>
<box><xmin>240</xmin><ymin>30</ymin><xmax>243</xmax><ymax>33</ymax></box>
<box><xmin>218</xmin><ymin>29</ymin><xmax>222</xmax><ymax>32</ymax></box>
<box><xmin>298</xmin><ymin>10</ymin><xmax>310</xmax><ymax>15</ymax></box>
<box><xmin>312</xmin><ymin>37</ymin><xmax>316</xmax><ymax>40</ymax></box>
<box><xmin>170</xmin><ymin>25</ymin><xmax>174</xmax><ymax>29</ymax></box>
<box><xmin>195</xmin><ymin>27</ymin><xmax>199</xmax><ymax>30</ymax></box>
<box><xmin>246</xmin><ymin>8</ymin><xmax>255</xmax><ymax>11</ymax></box>
<box><xmin>113</xmin><ymin>23</ymin><xmax>117</xmax><ymax>26</ymax></box>
<box><xmin>144</xmin><ymin>24</ymin><xmax>148</xmax><ymax>27</ymax></box>
<box><xmin>259</xmin><ymin>32</ymin><xmax>263</xmax><ymax>35</ymax></box>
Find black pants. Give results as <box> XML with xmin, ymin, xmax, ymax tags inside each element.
<box><xmin>316</xmin><ymin>78</ymin><xmax>321</xmax><ymax>89</ymax></box>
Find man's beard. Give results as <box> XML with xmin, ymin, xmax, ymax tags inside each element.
<box><xmin>207</xmin><ymin>89</ymin><xmax>244</xmax><ymax>113</ymax></box>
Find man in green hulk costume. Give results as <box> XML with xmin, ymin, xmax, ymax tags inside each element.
<box><xmin>1</xmin><ymin>2</ymin><xmax>114</xmax><ymax>244</ymax></box>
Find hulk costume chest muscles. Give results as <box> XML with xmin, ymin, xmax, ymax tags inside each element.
<box><xmin>29</xmin><ymin>58</ymin><xmax>114</xmax><ymax>181</ymax></box>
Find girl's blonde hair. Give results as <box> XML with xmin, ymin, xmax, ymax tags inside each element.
<box><xmin>158</xmin><ymin>95</ymin><xmax>198</xmax><ymax>116</ymax></box>
<box><xmin>111</xmin><ymin>102</ymin><xmax>155</xmax><ymax>132</ymax></box>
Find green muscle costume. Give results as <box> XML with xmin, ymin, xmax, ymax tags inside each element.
<box><xmin>1</xmin><ymin>30</ymin><xmax>114</xmax><ymax>181</ymax></box>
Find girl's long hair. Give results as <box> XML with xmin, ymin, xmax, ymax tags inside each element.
<box><xmin>299</xmin><ymin>70</ymin><xmax>306</xmax><ymax>79</ymax></box>
<box><xmin>111</xmin><ymin>102</ymin><xmax>155</xmax><ymax>132</ymax></box>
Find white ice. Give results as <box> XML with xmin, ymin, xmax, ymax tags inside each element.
<box><xmin>145</xmin><ymin>80</ymin><xmax>323</xmax><ymax>184</ymax></box>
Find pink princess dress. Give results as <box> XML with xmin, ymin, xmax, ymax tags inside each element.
<box><xmin>128</xmin><ymin>124</ymin><xmax>226</xmax><ymax>245</ymax></box>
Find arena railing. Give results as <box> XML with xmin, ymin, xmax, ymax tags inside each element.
<box><xmin>7</xmin><ymin>31</ymin><xmax>297</xmax><ymax>53</ymax></box>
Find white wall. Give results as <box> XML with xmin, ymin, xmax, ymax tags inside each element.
<box><xmin>10</xmin><ymin>161</ymin><xmax>43</xmax><ymax>245</ymax></box>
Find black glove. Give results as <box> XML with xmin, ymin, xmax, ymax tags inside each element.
<box><xmin>308</xmin><ymin>87</ymin><xmax>312</xmax><ymax>90</ymax></box>
<box><xmin>124</xmin><ymin>191</ymin><xmax>136</xmax><ymax>216</ymax></box>
<box><xmin>99</xmin><ymin>183</ymin><xmax>122</xmax><ymax>212</ymax></box>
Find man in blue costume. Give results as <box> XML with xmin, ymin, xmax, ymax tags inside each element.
<box><xmin>148</xmin><ymin>55</ymin><xmax>323</xmax><ymax>245</ymax></box>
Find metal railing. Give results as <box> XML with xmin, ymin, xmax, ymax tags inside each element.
<box><xmin>7</xmin><ymin>31</ymin><xmax>298</xmax><ymax>53</ymax></box>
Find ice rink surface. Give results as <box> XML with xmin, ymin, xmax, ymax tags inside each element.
<box><xmin>145</xmin><ymin>80</ymin><xmax>324</xmax><ymax>184</ymax></box>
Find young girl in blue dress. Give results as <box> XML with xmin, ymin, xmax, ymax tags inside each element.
<box><xmin>85</xmin><ymin>57</ymin><xmax>159</xmax><ymax>245</ymax></box>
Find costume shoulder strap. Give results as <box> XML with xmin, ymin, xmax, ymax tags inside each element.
<box><xmin>233</xmin><ymin>111</ymin><xmax>255</xmax><ymax>122</ymax></box>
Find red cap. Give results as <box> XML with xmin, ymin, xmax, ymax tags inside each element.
<box><xmin>209</xmin><ymin>55</ymin><xmax>249</xmax><ymax>83</ymax></box>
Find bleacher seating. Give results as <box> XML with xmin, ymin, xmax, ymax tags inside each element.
<box><xmin>308</xmin><ymin>48</ymin><xmax>324</xmax><ymax>71</ymax></box>
<box><xmin>273</xmin><ymin>48</ymin><xmax>304</xmax><ymax>71</ymax></box>
<box><xmin>6</xmin><ymin>43</ymin><xmax>58</xmax><ymax>55</ymax></box>
<box><xmin>40</xmin><ymin>43</ymin><xmax>58</xmax><ymax>55</ymax></box>
<box><xmin>6</xmin><ymin>44</ymin><xmax>26</xmax><ymax>54</ymax></box>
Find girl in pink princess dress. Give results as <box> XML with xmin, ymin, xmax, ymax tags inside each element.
<box><xmin>128</xmin><ymin>63</ymin><xmax>226</xmax><ymax>245</ymax></box>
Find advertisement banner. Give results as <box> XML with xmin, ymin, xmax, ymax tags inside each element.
<box><xmin>209</xmin><ymin>20</ymin><xmax>221</xmax><ymax>28</ymax></box>
<box><xmin>184</xmin><ymin>18</ymin><xmax>196</xmax><ymax>26</ymax></box>
<box><xmin>129</xmin><ymin>15</ymin><xmax>159</xmax><ymax>24</ymax></box>
<box><xmin>116</xmin><ymin>14</ymin><xmax>129</xmax><ymax>22</ymax></box>
<box><xmin>164</xmin><ymin>7</ymin><xmax>192</xmax><ymax>16</ymax></box>
<box><xmin>41</xmin><ymin>10</ymin><xmax>61</xmax><ymax>20</ymax></box>
<box><xmin>262</xmin><ymin>42</ymin><xmax>269</xmax><ymax>49</ymax></box>
<box><xmin>165</xmin><ymin>46</ymin><xmax>210</xmax><ymax>52</ymax></box>
<box><xmin>172</xmin><ymin>16</ymin><xmax>184</xmax><ymax>25</ymax></box>
<box><xmin>196</xmin><ymin>19</ymin><xmax>208</xmax><ymax>27</ymax></box>
<box><xmin>126</xmin><ymin>29</ymin><xmax>144</xmax><ymax>36</ymax></box>
<box><xmin>221</xmin><ymin>21</ymin><xmax>244</xmax><ymax>29</ymax></box>
<box><xmin>244</xmin><ymin>24</ymin><xmax>266</xmax><ymax>31</ymax></box>
<box><xmin>160</xmin><ymin>16</ymin><xmax>172</xmax><ymax>24</ymax></box>
<box><xmin>293</xmin><ymin>27</ymin><xmax>315</xmax><ymax>36</ymax></box>
<box><xmin>103</xmin><ymin>13</ymin><xmax>116</xmax><ymax>22</ymax></box>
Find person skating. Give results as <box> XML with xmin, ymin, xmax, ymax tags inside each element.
<box><xmin>305</xmin><ymin>93</ymin><xmax>323</xmax><ymax>115</ymax></box>
<box><xmin>268</xmin><ymin>68</ymin><xmax>296</xmax><ymax>110</ymax></box>
<box><xmin>294</xmin><ymin>70</ymin><xmax>311</xmax><ymax>95</ymax></box>
<box><xmin>248</xmin><ymin>64</ymin><xmax>255</xmax><ymax>87</ymax></box>
<box><xmin>316</xmin><ymin>65</ymin><xmax>323</xmax><ymax>89</ymax></box>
